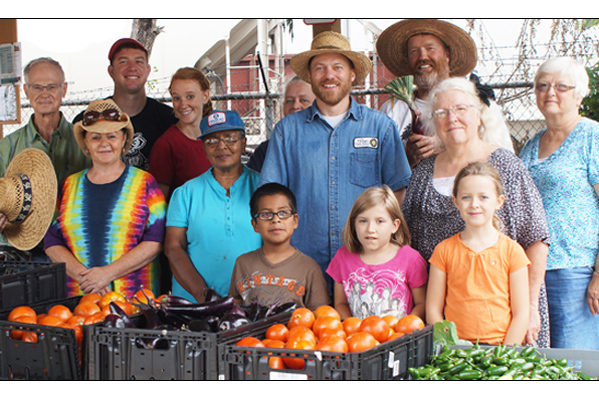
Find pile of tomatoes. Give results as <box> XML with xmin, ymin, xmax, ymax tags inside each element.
<box><xmin>5</xmin><ymin>289</ymin><xmax>155</xmax><ymax>346</ymax></box>
<box><xmin>235</xmin><ymin>305</ymin><xmax>425</xmax><ymax>370</ymax></box>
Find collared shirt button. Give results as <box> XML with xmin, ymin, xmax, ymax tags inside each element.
<box><xmin>332</xmin><ymin>156</ymin><xmax>336</xmax><ymax>161</ymax></box>
<box><xmin>332</xmin><ymin>181</ymin><xmax>335</xmax><ymax>185</ymax></box>
<box><xmin>332</xmin><ymin>231</ymin><xmax>337</xmax><ymax>236</ymax></box>
<box><xmin>331</xmin><ymin>205</ymin><xmax>336</xmax><ymax>210</ymax></box>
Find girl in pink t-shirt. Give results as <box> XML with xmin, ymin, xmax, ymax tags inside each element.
<box><xmin>427</xmin><ymin>162</ymin><xmax>530</xmax><ymax>345</ymax></box>
<box><xmin>326</xmin><ymin>185</ymin><xmax>428</xmax><ymax>320</ymax></box>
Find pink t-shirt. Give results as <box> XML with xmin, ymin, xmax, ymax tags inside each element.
<box><xmin>326</xmin><ymin>245</ymin><xmax>428</xmax><ymax>319</ymax></box>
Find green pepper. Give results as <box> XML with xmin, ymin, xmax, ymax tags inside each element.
<box><xmin>408</xmin><ymin>367</ymin><xmax>421</xmax><ymax>380</ymax></box>
<box><xmin>508</xmin><ymin>358</ymin><xmax>526</xmax><ymax>367</ymax></box>
<box><xmin>519</xmin><ymin>346</ymin><xmax>536</xmax><ymax>358</ymax></box>
<box><xmin>494</xmin><ymin>345</ymin><xmax>506</xmax><ymax>357</ymax></box>
<box><xmin>437</xmin><ymin>361</ymin><xmax>454</xmax><ymax>372</ymax></box>
<box><xmin>444</xmin><ymin>362</ymin><xmax>468</xmax><ymax>376</ymax></box>
<box><xmin>493</xmin><ymin>356</ymin><xmax>509</xmax><ymax>365</ymax></box>
<box><xmin>576</xmin><ymin>372</ymin><xmax>596</xmax><ymax>381</ymax></box>
<box><xmin>455</xmin><ymin>370</ymin><xmax>482</xmax><ymax>380</ymax></box>
<box><xmin>487</xmin><ymin>366</ymin><xmax>509</xmax><ymax>376</ymax></box>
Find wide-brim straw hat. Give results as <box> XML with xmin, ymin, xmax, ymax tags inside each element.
<box><xmin>290</xmin><ymin>31</ymin><xmax>372</xmax><ymax>86</ymax></box>
<box><xmin>0</xmin><ymin>148</ymin><xmax>57</xmax><ymax>251</ymax></box>
<box><xmin>376</xmin><ymin>19</ymin><xmax>477</xmax><ymax>78</ymax></box>
<box><xmin>73</xmin><ymin>98</ymin><xmax>134</xmax><ymax>158</ymax></box>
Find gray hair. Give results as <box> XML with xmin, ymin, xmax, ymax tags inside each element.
<box><xmin>534</xmin><ymin>57</ymin><xmax>590</xmax><ymax>100</ymax></box>
<box><xmin>284</xmin><ymin>75</ymin><xmax>309</xmax><ymax>95</ymax></box>
<box><xmin>424</xmin><ymin>77</ymin><xmax>514</xmax><ymax>152</ymax></box>
<box><xmin>23</xmin><ymin>57</ymin><xmax>65</xmax><ymax>84</ymax></box>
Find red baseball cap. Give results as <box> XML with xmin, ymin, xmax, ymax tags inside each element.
<box><xmin>108</xmin><ymin>38</ymin><xmax>148</xmax><ymax>62</ymax></box>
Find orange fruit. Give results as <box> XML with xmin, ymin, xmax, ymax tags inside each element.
<box><xmin>74</xmin><ymin>301</ymin><xmax>101</xmax><ymax>317</ymax></box>
<box><xmin>265</xmin><ymin>323</ymin><xmax>289</xmax><ymax>342</ymax></box>
<box><xmin>268</xmin><ymin>356</ymin><xmax>285</xmax><ymax>370</ymax></box>
<box><xmin>319</xmin><ymin>328</ymin><xmax>347</xmax><ymax>341</ymax></box>
<box><xmin>235</xmin><ymin>337</ymin><xmax>265</xmax><ymax>347</ymax></box>
<box><xmin>99</xmin><ymin>291</ymin><xmax>126</xmax><ymax>309</ymax></box>
<box><xmin>38</xmin><ymin>315</ymin><xmax>63</xmax><ymax>327</ymax></box>
<box><xmin>66</xmin><ymin>315</ymin><xmax>86</xmax><ymax>326</ymax></box>
<box><xmin>47</xmin><ymin>304</ymin><xmax>73</xmax><ymax>322</ymax></box>
<box><xmin>10</xmin><ymin>315</ymin><xmax>37</xmax><ymax>340</ymax></box>
<box><xmin>287</xmin><ymin>326</ymin><xmax>317</xmax><ymax>347</ymax></box>
<box><xmin>346</xmin><ymin>332</ymin><xmax>380</xmax><ymax>353</ymax></box>
<box><xmin>262</xmin><ymin>339</ymin><xmax>286</xmax><ymax>349</ymax></box>
<box><xmin>382</xmin><ymin>315</ymin><xmax>399</xmax><ymax>331</ymax></box>
<box><xmin>58</xmin><ymin>322</ymin><xmax>83</xmax><ymax>346</ymax></box>
<box><xmin>342</xmin><ymin>317</ymin><xmax>362</xmax><ymax>336</ymax></box>
<box><xmin>83</xmin><ymin>313</ymin><xmax>105</xmax><ymax>325</ymax></box>
<box><xmin>79</xmin><ymin>293</ymin><xmax>102</xmax><ymax>305</ymax></box>
<box><xmin>284</xmin><ymin>339</ymin><xmax>315</xmax><ymax>370</ymax></box>
<box><xmin>8</xmin><ymin>306</ymin><xmax>36</xmax><ymax>322</ymax></box>
<box><xmin>287</xmin><ymin>308</ymin><xmax>315</xmax><ymax>330</ymax></box>
<box><xmin>395</xmin><ymin>315</ymin><xmax>425</xmax><ymax>335</ymax></box>
<box><xmin>133</xmin><ymin>288</ymin><xmax>156</xmax><ymax>305</ymax></box>
<box><xmin>359</xmin><ymin>316</ymin><xmax>391</xmax><ymax>343</ymax></box>
<box><xmin>312</xmin><ymin>316</ymin><xmax>343</xmax><ymax>339</ymax></box>
<box><xmin>387</xmin><ymin>332</ymin><xmax>406</xmax><ymax>342</ymax></box>
<box><xmin>21</xmin><ymin>331</ymin><xmax>38</xmax><ymax>343</ymax></box>
<box><xmin>316</xmin><ymin>335</ymin><xmax>349</xmax><ymax>353</ymax></box>
<box><xmin>313</xmin><ymin>305</ymin><xmax>341</xmax><ymax>321</ymax></box>
<box><xmin>36</xmin><ymin>313</ymin><xmax>47</xmax><ymax>323</ymax></box>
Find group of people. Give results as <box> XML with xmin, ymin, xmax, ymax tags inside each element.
<box><xmin>0</xmin><ymin>19</ymin><xmax>597</xmax><ymax>351</ymax></box>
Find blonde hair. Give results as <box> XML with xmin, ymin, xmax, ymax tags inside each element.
<box><xmin>342</xmin><ymin>185</ymin><xmax>411</xmax><ymax>253</ymax></box>
<box><xmin>453</xmin><ymin>162</ymin><xmax>504</xmax><ymax>230</ymax></box>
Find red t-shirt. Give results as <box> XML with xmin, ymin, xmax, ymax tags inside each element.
<box><xmin>148</xmin><ymin>124</ymin><xmax>212</xmax><ymax>201</ymax></box>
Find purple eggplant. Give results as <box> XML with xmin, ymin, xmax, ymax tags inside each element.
<box><xmin>272</xmin><ymin>302</ymin><xmax>297</xmax><ymax>315</ymax></box>
<box><xmin>157</xmin><ymin>294</ymin><xmax>195</xmax><ymax>306</ymax></box>
<box><xmin>161</xmin><ymin>296</ymin><xmax>235</xmax><ymax>320</ymax></box>
<box><xmin>109</xmin><ymin>301</ymin><xmax>137</xmax><ymax>328</ymax></box>
<box><xmin>203</xmin><ymin>287</ymin><xmax>221</xmax><ymax>303</ymax></box>
<box><xmin>188</xmin><ymin>319</ymin><xmax>211</xmax><ymax>332</ymax></box>
<box><xmin>228</xmin><ymin>303</ymin><xmax>247</xmax><ymax>318</ymax></box>
<box><xmin>218</xmin><ymin>313</ymin><xmax>250</xmax><ymax>331</ymax></box>
<box><xmin>103</xmin><ymin>314</ymin><xmax>126</xmax><ymax>329</ymax></box>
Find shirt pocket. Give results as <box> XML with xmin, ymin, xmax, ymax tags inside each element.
<box><xmin>349</xmin><ymin>151</ymin><xmax>380</xmax><ymax>188</ymax></box>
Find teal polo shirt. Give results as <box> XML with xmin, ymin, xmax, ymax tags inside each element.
<box><xmin>167</xmin><ymin>165</ymin><xmax>262</xmax><ymax>299</ymax></box>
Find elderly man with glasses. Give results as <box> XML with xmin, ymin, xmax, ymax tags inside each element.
<box><xmin>0</xmin><ymin>57</ymin><xmax>91</xmax><ymax>255</ymax></box>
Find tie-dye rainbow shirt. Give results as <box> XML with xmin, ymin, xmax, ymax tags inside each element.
<box><xmin>44</xmin><ymin>165</ymin><xmax>166</xmax><ymax>297</ymax></box>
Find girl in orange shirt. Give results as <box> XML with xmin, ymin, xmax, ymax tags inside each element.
<box><xmin>426</xmin><ymin>162</ymin><xmax>530</xmax><ymax>345</ymax></box>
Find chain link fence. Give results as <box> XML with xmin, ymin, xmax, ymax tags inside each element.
<box><xmin>1</xmin><ymin>60</ymin><xmax>551</xmax><ymax>156</ymax></box>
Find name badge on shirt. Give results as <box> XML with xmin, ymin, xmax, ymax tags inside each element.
<box><xmin>353</xmin><ymin>137</ymin><xmax>378</xmax><ymax>149</ymax></box>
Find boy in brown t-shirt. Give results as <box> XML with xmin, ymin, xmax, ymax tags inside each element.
<box><xmin>229</xmin><ymin>183</ymin><xmax>331</xmax><ymax>310</ymax></box>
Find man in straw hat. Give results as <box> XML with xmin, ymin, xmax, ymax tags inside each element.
<box><xmin>259</xmin><ymin>31</ymin><xmax>411</xmax><ymax>289</ymax></box>
<box><xmin>376</xmin><ymin>19</ymin><xmax>478</xmax><ymax>167</ymax></box>
<box><xmin>73</xmin><ymin>38</ymin><xmax>177</xmax><ymax>171</ymax></box>
<box><xmin>0</xmin><ymin>57</ymin><xmax>90</xmax><ymax>255</ymax></box>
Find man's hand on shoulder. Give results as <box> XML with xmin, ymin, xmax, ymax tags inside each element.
<box><xmin>406</xmin><ymin>134</ymin><xmax>439</xmax><ymax>168</ymax></box>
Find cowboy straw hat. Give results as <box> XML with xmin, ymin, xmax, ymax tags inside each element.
<box><xmin>73</xmin><ymin>98</ymin><xmax>134</xmax><ymax>158</ymax></box>
<box><xmin>290</xmin><ymin>31</ymin><xmax>372</xmax><ymax>86</ymax></box>
<box><xmin>0</xmin><ymin>148</ymin><xmax>57</xmax><ymax>251</ymax></box>
<box><xmin>376</xmin><ymin>19</ymin><xmax>477</xmax><ymax>78</ymax></box>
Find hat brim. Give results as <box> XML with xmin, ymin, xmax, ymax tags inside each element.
<box><xmin>376</xmin><ymin>19</ymin><xmax>477</xmax><ymax>78</ymax></box>
<box><xmin>3</xmin><ymin>148</ymin><xmax>57</xmax><ymax>251</ymax></box>
<box><xmin>74</xmin><ymin>116</ymin><xmax>134</xmax><ymax>158</ymax></box>
<box><xmin>290</xmin><ymin>49</ymin><xmax>372</xmax><ymax>86</ymax></box>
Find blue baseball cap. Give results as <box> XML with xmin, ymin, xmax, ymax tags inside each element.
<box><xmin>199</xmin><ymin>110</ymin><xmax>245</xmax><ymax>139</ymax></box>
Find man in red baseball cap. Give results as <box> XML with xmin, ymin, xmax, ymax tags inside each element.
<box><xmin>73</xmin><ymin>37</ymin><xmax>177</xmax><ymax>171</ymax></box>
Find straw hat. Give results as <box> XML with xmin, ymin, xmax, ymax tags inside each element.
<box><xmin>376</xmin><ymin>19</ymin><xmax>477</xmax><ymax>78</ymax></box>
<box><xmin>73</xmin><ymin>98</ymin><xmax>134</xmax><ymax>158</ymax></box>
<box><xmin>0</xmin><ymin>148</ymin><xmax>57</xmax><ymax>251</ymax></box>
<box><xmin>290</xmin><ymin>31</ymin><xmax>372</xmax><ymax>86</ymax></box>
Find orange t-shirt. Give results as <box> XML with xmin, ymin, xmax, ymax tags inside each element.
<box><xmin>429</xmin><ymin>233</ymin><xmax>530</xmax><ymax>344</ymax></box>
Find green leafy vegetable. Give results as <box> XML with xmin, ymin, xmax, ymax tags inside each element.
<box><xmin>433</xmin><ymin>320</ymin><xmax>473</xmax><ymax>348</ymax></box>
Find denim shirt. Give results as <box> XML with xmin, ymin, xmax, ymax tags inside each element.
<box><xmin>259</xmin><ymin>98</ymin><xmax>411</xmax><ymax>274</ymax></box>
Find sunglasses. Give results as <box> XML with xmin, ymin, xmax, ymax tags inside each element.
<box><xmin>82</xmin><ymin>109</ymin><xmax>122</xmax><ymax>126</ymax></box>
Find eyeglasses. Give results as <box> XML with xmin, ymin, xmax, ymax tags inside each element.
<box><xmin>432</xmin><ymin>104</ymin><xmax>476</xmax><ymax>120</ymax></box>
<box><xmin>82</xmin><ymin>109</ymin><xmax>122</xmax><ymax>126</ymax></box>
<box><xmin>28</xmin><ymin>83</ymin><xmax>64</xmax><ymax>94</ymax></box>
<box><xmin>203</xmin><ymin>134</ymin><xmax>243</xmax><ymax>148</ymax></box>
<box><xmin>253</xmin><ymin>210</ymin><xmax>295</xmax><ymax>221</ymax></box>
<box><xmin>536</xmin><ymin>82</ymin><xmax>576</xmax><ymax>93</ymax></box>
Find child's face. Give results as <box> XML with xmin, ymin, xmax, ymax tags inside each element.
<box><xmin>453</xmin><ymin>175</ymin><xmax>505</xmax><ymax>228</ymax></box>
<box><xmin>355</xmin><ymin>204</ymin><xmax>400</xmax><ymax>256</ymax></box>
<box><xmin>251</xmin><ymin>193</ymin><xmax>298</xmax><ymax>246</ymax></box>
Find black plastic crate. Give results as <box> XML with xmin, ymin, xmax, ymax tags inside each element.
<box><xmin>87</xmin><ymin>310</ymin><xmax>292</xmax><ymax>380</ymax></box>
<box><xmin>0</xmin><ymin>262</ymin><xmax>67</xmax><ymax>312</ymax></box>
<box><xmin>220</xmin><ymin>324</ymin><xmax>433</xmax><ymax>380</ymax></box>
<box><xmin>0</xmin><ymin>296</ymin><xmax>87</xmax><ymax>380</ymax></box>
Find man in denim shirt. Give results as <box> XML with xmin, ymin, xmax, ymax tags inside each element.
<box><xmin>259</xmin><ymin>32</ymin><xmax>411</xmax><ymax>290</ymax></box>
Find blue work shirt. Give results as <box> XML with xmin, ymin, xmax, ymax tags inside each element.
<box><xmin>167</xmin><ymin>165</ymin><xmax>262</xmax><ymax>299</ymax></box>
<box><xmin>259</xmin><ymin>98</ymin><xmax>411</xmax><ymax>275</ymax></box>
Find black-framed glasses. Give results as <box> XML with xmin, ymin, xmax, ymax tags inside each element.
<box><xmin>432</xmin><ymin>104</ymin><xmax>475</xmax><ymax>120</ymax></box>
<box><xmin>535</xmin><ymin>82</ymin><xmax>576</xmax><ymax>93</ymax></box>
<box><xmin>203</xmin><ymin>134</ymin><xmax>243</xmax><ymax>148</ymax></box>
<box><xmin>253</xmin><ymin>210</ymin><xmax>295</xmax><ymax>221</ymax></box>
<box><xmin>28</xmin><ymin>83</ymin><xmax>64</xmax><ymax>94</ymax></box>
<box><xmin>82</xmin><ymin>109</ymin><xmax>122</xmax><ymax>126</ymax></box>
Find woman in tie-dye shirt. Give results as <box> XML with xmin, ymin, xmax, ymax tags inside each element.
<box><xmin>44</xmin><ymin>99</ymin><xmax>166</xmax><ymax>297</ymax></box>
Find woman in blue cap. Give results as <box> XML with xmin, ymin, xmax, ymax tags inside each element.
<box><xmin>164</xmin><ymin>110</ymin><xmax>262</xmax><ymax>302</ymax></box>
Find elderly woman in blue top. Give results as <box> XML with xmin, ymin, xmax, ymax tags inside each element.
<box><xmin>165</xmin><ymin>110</ymin><xmax>261</xmax><ymax>302</ymax></box>
<box><xmin>520</xmin><ymin>57</ymin><xmax>599</xmax><ymax>350</ymax></box>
